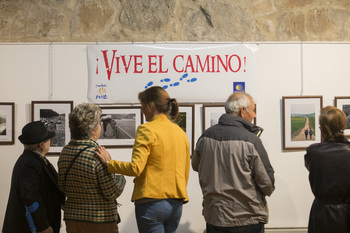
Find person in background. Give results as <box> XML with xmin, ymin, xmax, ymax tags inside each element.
<box><xmin>96</xmin><ymin>86</ymin><xmax>190</xmax><ymax>233</ymax></box>
<box><xmin>3</xmin><ymin>121</ymin><xmax>65</xmax><ymax>233</ymax></box>
<box><xmin>58</xmin><ymin>103</ymin><xmax>126</xmax><ymax>233</ymax></box>
<box><xmin>305</xmin><ymin>128</ymin><xmax>309</xmax><ymax>140</ymax></box>
<box><xmin>305</xmin><ymin>106</ymin><xmax>350</xmax><ymax>233</ymax></box>
<box><xmin>101</xmin><ymin>114</ymin><xmax>112</xmax><ymax>137</ymax></box>
<box><xmin>192</xmin><ymin>92</ymin><xmax>275</xmax><ymax>233</ymax></box>
<box><xmin>309</xmin><ymin>128</ymin><xmax>314</xmax><ymax>140</ymax></box>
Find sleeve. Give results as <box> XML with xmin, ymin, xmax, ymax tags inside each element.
<box><xmin>96</xmin><ymin>158</ymin><xmax>126</xmax><ymax>200</ymax></box>
<box><xmin>108</xmin><ymin>125</ymin><xmax>153</xmax><ymax>176</ymax></box>
<box><xmin>57</xmin><ymin>153</ymin><xmax>66</xmax><ymax>194</ymax></box>
<box><xmin>57</xmin><ymin>174</ymin><xmax>65</xmax><ymax>195</ymax></box>
<box><xmin>304</xmin><ymin>147</ymin><xmax>311</xmax><ymax>171</ymax></box>
<box><xmin>185</xmin><ymin>138</ymin><xmax>191</xmax><ymax>185</ymax></box>
<box><xmin>20</xmin><ymin>160</ymin><xmax>50</xmax><ymax>232</ymax></box>
<box><xmin>191</xmin><ymin>136</ymin><xmax>203</xmax><ymax>172</ymax></box>
<box><xmin>251</xmin><ymin>139</ymin><xmax>275</xmax><ymax>196</ymax></box>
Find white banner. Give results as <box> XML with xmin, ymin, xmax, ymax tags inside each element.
<box><xmin>87</xmin><ymin>43</ymin><xmax>258</xmax><ymax>103</ymax></box>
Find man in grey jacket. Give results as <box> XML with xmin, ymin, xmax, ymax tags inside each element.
<box><xmin>192</xmin><ymin>92</ymin><xmax>275</xmax><ymax>233</ymax></box>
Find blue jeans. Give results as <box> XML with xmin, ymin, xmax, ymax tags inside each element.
<box><xmin>135</xmin><ymin>199</ymin><xmax>183</xmax><ymax>233</ymax></box>
<box><xmin>206</xmin><ymin>223</ymin><xmax>265</xmax><ymax>233</ymax></box>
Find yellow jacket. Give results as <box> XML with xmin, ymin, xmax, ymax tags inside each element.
<box><xmin>108</xmin><ymin>114</ymin><xmax>190</xmax><ymax>202</ymax></box>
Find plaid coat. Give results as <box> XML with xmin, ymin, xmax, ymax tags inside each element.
<box><xmin>58</xmin><ymin>139</ymin><xmax>126</xmax><ymax>223</ymax></box>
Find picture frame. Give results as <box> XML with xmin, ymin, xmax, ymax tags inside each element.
<box><xmin>334</xmin><ymin>96</ymin><xmax>350</xmax><ymax>137</ymax></box>
<box><xmin>98</xmin><ymin>106</ymin><xmax>143</xmax><ymax>148</ymax></box>
<box><xmin>282</xmin><ymin>96</ymin><xmax>323</xmax><ymax>150</ymax></box>
<box><xmin>173</xmin><ymin>104</ymin><xmax>195</xmax><ymax>155</ymax></box>
<box><xmin>202</xmin><ymin>103</ymin><xmax>257</xmax><ymax>131</ymax></box>
<box><xmin>32</xmin><ymin>101</ymin><xmax>73</xmax><ymax>155</ymax></box>
<box><xmin>0</xmin><ymin>102</ymin><xmax>15</xmax><ymax>145</ymax></box>
<box><xmin>202</xmin><ymin>104</ymin><xmax>226</xmax><ymax>131</ymax></box>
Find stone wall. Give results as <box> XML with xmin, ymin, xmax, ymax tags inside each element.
<box><xmin>1</xmin><ymin>0</ymin><xmax>350</xmax><ymax>42</ymax></box>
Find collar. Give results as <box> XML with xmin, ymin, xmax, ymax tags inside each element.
<box><xmin>218</xmin><ymin>114</ymin><xmax>264</xmax><ymax>137</ymax></box>
<box><xmin>150</xmin><ymin>114</ymin><xmax>169</xmax><ymax>122</ymax></box>
<box><xmin>324</xmin><ymin>137</ymin><xmax>349</xmax><ymax>143</ymax></box>
<box><xmin>68</xmin><ymin>138</ymin><xmax>99</xmax><ymax>147</ymax></box>
<box><xmin>25</xmin><ymin>150</ymin><xmax>48</xmax><ymax>165</ymax></box>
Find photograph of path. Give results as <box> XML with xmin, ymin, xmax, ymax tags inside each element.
<box><xmin>290</xmin><ymin>104</ymin><xmax>316</xmax><ymax>141</ymax></box>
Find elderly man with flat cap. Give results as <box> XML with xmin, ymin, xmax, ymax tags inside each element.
<box><xmin>2</xmin><ymin>121</ymin><xmax>65</xmax><ymax>233</ymax></box>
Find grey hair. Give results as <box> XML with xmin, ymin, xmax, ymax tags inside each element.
<box><xmin>69</xmin><ymin>103</ymin><xmax>102</xmax><ymax>140</ymax></box>
<box><xmin>225</xmin><ymin>92</ymin><xmax>252</xmax><ymax>115</ymax></box>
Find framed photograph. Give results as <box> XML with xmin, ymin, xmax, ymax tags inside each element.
<box><xmin>335</xmin><ymin>96</ymin><xmax>350</xmax><ymax>136</ymax></box>
<box><xmin>98</xmin><ymin>106</ymin><xmax>143</xmax><ymax>148</ymax></box>
<box><xmin>173</xmin><ymin>104</ymin><xmax>195</xmax><ymax>155</ymax></box>
<box><xmin>0</xmin><ymin>102</ymin><xmax>15</xmax><ymax>145</ymax></box>
<box><xmin>282</xmin><ymin>96</ymin><xmax>323</xmax><ymax>150</ymax></box>
<box><xmin>203</xmin><ymin>103</ymin><xmax>257</xmax><ymax>131</ymax></box>
<box><xmin>203</xmin><ymin>104</ymin><xmax>226</xmax><ymax>131</ymax></box>
<box><xmin>32</xmin><ymin>101</ymin><xmax>73</xmax><ymax>155</ymax></box>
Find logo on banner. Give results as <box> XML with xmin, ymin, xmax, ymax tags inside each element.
<box><xmin>95</xmin><ymin>84</ymin><xmax>108</xmax><ymax>99</ymax></box>
<box><xmin>233</xmin><ymin>82</ymin><xmax>245</xmax><ymax>93</ymax></box>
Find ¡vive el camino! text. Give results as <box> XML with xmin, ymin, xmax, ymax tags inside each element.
<box><xmin>96</xmin><ymin>50</ymin><xmax>247</xmax><ymax>80</ymax></box>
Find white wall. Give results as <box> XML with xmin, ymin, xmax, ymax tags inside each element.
<box><xmin>1</xmin><ymin>43</ymin><xmax>349</xmax><ymax>233</ymax></box>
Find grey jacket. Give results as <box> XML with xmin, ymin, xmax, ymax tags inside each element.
<box><xmin>192</xmin><ymin>114</ymin><xmax>275</xmax><ymax>227</ymax></box>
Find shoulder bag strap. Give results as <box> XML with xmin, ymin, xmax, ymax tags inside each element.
<box><xmin>64</xmin><ymin>146</ymin><xmax>92</xmax><ymax>187</ymax></box>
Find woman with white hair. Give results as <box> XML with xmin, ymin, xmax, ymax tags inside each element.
<box><xmin>58</xmin><ymin>103</ymin><xmax>126</xmax><ymax>233</ymax></box>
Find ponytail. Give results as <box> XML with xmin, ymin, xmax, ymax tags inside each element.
<box><xmin>167</xmin><ymin>98</ymin><xmax>179</xmax><ymax>120</ymax></box>
<box><xmin>139</xmin><ymin>86</ymin><xmax>179</xmax><ymax>119</ymax></box>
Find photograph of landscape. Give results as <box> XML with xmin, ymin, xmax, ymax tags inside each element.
<box><xmin>40</xmin><ymin>108</ymin><xmax>66</xmax><ymax>147</ymax></box>
<box><xmin>290</xmin><ymin>104</ymin><xmax>316</xmax><ymax>141</ymax></box>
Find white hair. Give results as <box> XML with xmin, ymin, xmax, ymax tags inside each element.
<box><xmin>225</xmin><ymin>93</ymin><xmax>252</xmax><ymax>115</ymax></box>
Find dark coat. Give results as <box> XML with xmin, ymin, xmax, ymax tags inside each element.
<box><xmin>192</xmin><ymin>115</ymin><xmax>275</xmax><ymax>227</ymax></box>
<box><xmin>305</xmin><ymin>138</ymin><xmax>350</xmax><ymax>233</ymax></box>
<box><xmin>2</xmin><ymin>150</ymin><xmax>65</xmax><ymax>233</ymax></box>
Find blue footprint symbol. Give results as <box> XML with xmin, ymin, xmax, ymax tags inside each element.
<box><xmin>169</xmin><ymin>73</ymin><xmax>196</xmax><ymax>87</ymax></box>
<box><xmin>143</xmin><ymin>73</ymin><xmax>195</xmax><ymax>90</ymax></box>
<box><xmin>161</xmin><ymin>78</ymin><xmax>171</xmax><ymax>83</ymax></box>
<box><xmin>145</xmin><ymin>81</ymin><xmax>153</xmax><ymax>89</ymax></box>
<box><xmin>180</xmin><ymin>73</ymin><xmax>188</xmax><ymax>81</ymax></box>
<box><xmin>187</xmin><ymin>78</ymin><xmax>197</xmax><ymax>82</ymax></box>
<box><xmin>170</xmin><ymin>82</ymin><xmax>180</xmax><ymax>87</ymax></box>
<box><xmin>168</xmin><ymin>73</ymin><xmax>188</xmax><ymax>87</ymax></box>
<box><xmin>161</xmin><ymin>78</ymin><xmax>171</xmax><ymax>89</ymax></box>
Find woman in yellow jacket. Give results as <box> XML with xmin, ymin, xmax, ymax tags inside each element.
<box><xmin>96</xmin><ymin>86</ymin><xmax>190</xmax><ymax>233</ymax></box>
